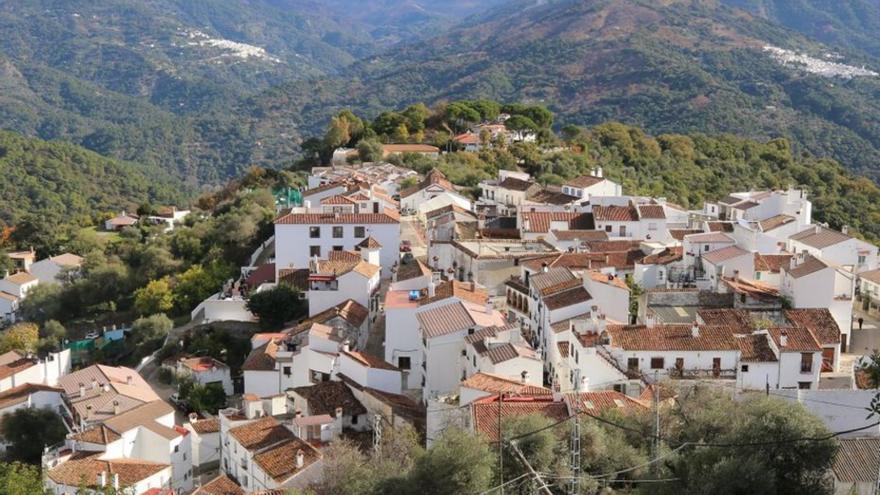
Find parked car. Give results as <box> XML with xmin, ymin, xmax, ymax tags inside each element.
<box><xmin>400</xmin><ymin>240</ymin><xmax>412</xmax><ymax>252</ymax></box>
<box><xmin>84</xmin><ymin>331</ymin><xmax>100</xmax><ymax>340</ymax></box>
<box><xmin>169</xmin><ymin>393</ymin><xmax>188</xmax><ymax>411</ymax></box>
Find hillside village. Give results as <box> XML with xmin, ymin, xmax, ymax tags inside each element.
<box><xmin>0</xmin><ymin>109</ymin><xmax>879</xmax><ymax>494</ymax></box>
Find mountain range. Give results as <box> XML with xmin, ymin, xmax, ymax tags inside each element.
<box><xmin>2</xmin><ymin>0</ymin><xmax>880</xmax><ymax>193</ymax></box>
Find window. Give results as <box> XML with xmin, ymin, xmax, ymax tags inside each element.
<box><xmin>658</xmin><ymin>270</ymin><xmax>665</xmax><ymax>281</ymax></box>
<box><xmin>755</xmin><ymin>271</ymin><xmax>761</xmax><ymax>280</ymax></box>
<box><xmin>605</xmin><ymin>225</ymin><xmax>612</xmax><ymax>233</ymax></box>
<box><xmin>333</xmin><ymin>245</ymin><xmax>343</xmax><ymax>251</ymax></box>
<box><xmin>619</xmin><ymin>226</ymin><xmax>626</xmax><ymax>237</ymax></box>
<box><xmin>283</xmin><ymin>366</ymin><xmax>291</xmax><ymax>376</ymax></box>
<box><xmin>309</xmin><ymin>226</ymin><xmax>320</xmax><ymax>238</ymax></box>
<box><xmin>354</xmin><ymin>226</ymin><xmax>366</xmax><ymax>238</ymax></box>
<box><xmin>309</xmin><ymin>245</ymin><xmax>321</xmax><ymax>257</ymax></box>
<box><xmin>798</xmin><ymin>382</ymin><xmax>812</xmax><ymax>390</ymax></box>
<box><xmin>858</xmin><ymin>255</ymin><xmax>866</xmax><ymax>265</ymax></box>
<box><xmin>704</xmin><ymin>244</ymin><xmax>710</xmax><ymax>252</ymax></box>
<box><xmin>333</xmin><ymin>226</ymin><xmax>343</xmax><ymax>238</ymax></box>
<box><xmin>650</xmin><ymin>357</ymin><xmax>664</xmax><ymax>370</ymax></box>
<box><xmin>741</xmin><ymin>364</ymin><xmax>749</xmax><ymax>372</ymax></box>
<box><xmin>674</xmin><ymin>358</ymin><xmax>684</xmax><ymax>370</ymax></box>
<box><xmin>473</xmin><ymin>356</ymin><xmax>476</xmax><ymax>367</ymax></box>
<box><xmin>461</xmin><ymin>349</ymin><xmax>467</xmax><ymax>357</ymax></box>
<box><xmin>398</xmin><ymin>357</ymin><xmax>411</xmax><ymax>370</ymax></box>
<box><xmin>174</xmin><ymin>445</ymin><xmax>179</xmax><ymax>453</ymax></box>
<box><xmin>800</xmin><ymin>353</ymin><xmax>813</xmax><ymax>373</ymax></box>
<box><xmin>648</xmin><ymin>223</ymin><xmax>657</xmax><ymax>231</ymax></box>
<box><xmin>352</xmin><ymin>414</ymin><xmax>358</xmax><ymax>424</ymax></box>
<box><xmin>627</xmin><ymin>358</ymin><xmax>639</xmax><ymax>371</ymax></box>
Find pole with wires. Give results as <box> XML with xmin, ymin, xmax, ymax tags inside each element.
<box><xmin>498</xmin><ymin>392</ymin><xmax>504</xmax><ymax>495</ymax></box>
<box><xmin>651</xmin><ymin>371</ymin><xmax>661</xmax><ymax>476</ymax></box>
<box><xmin>568</xmin><ymin>399</ymin><xmax>580</xmax><ymax>495</ymax></box>
<box><xmin>509</xmin><ymin>440</ymin><xmax>553</xmax><ymax>495</ymax></box>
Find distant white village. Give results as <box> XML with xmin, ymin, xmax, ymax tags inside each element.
<box><xmin>2</xmin><ymin>131</ymin><xmax>880</xmax><ymax>493</ymax></box>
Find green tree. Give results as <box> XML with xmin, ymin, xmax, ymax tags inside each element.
<box><xmin>858</xmin><ymin>351</ymin><xmax>880</xmax><ymax>388</ymax></box>
<box><xmin>186</xmin><ymin>382</ymin><xmax>227</xmax><ymax>414</ymax></box>
<box><xmin>41</xmin><ymin>319</ymin><xmax>67</xmax><ymax>346</ymax></box>
<box><xmin>0</xmin><ymin>462</ymin><xmax>48</xmax><ymax>495</ymax></box>
<box><xmin>18</xmin><ymin>283</ymin><xmax>63</xmax><ymax>322</ymax></box>
<box><xmin>407</xmin><ymin>428</ymin><xmax>495</xmax><ymax>495</ymax></box>
<box><xmin>172</xmin><ymin>263</ymin><xmax>229</xmax><ymax>314</ymax></box>
<box><xmin>0</xmin><ymin>408</ymin><xmax>68</xmax><ymax>463</ymax></box>
<box><xmin>0</xmin><ymin>252</ymin><xmax>13</xmax><ymax>276</ymax></box>
<box><xmin>357</xmin><ymin>139</ymin><xmax>385</xmax><ymax>163</ymax></box>
<box><xmin>130</xmin><ymin>313</ymin><xmax>173</xmax><ymax>346</ymax></box>
<box><xmin>0</xmin><ymin>323</ymin><xmax>39</xmax><ymax>354</ymax></box>
<box><xmin>652</xmin><ymin>387</ymin><xmax>838</xmax><ymax>495</ymax></box>
<box><xmin>134</xmin><ymin>278</ymin><xmax>174</xmax><ymax>316</ymax></box>
<box><xmin>246</xmin><ymin>285</ymin><xmax>306</xmax><ymax>329</ymax></box>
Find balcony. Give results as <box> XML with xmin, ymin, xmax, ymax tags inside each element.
<box><xmin>668</xmin><ymin>368</ymin><xmax>737</xmax><ymax>380</ymax></box>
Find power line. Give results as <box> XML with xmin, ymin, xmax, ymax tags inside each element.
<box><xmin>476</xmin><ymin>473</ymin><xmax>532</xmax><ymax>495</ymax></box>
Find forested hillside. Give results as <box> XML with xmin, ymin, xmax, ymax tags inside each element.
<box><xmin>0</xmin><ymin>130</ymin><xmax>186</xmax><ymax>235</ymax></box>
<box><xmin>245</xmin><ymin>0</ymin><xmax>880</xmax><ymax>180</ymax></box>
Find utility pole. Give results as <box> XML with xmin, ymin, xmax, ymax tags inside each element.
<box><xmin>509</xmin><ymin>440</ymin><xmax>553</xmax><ymax>495</ymax></box>
<box><xmin>372</xmin><ymin>414</ymin><xmax>382</xmax><ymax>453</ymax></box>
<box><xmin>651</xmin><ymin>371</ymin><xmax>660</xmax><ymax>476</ymax></box>
<box><xmin>498</xmin><ymin>393</ymin><xmax>504</xmax><ymax>495</ymax></box>
<box><xmin>568</xmin><ymin>402</ymin><xmax>581</xmax><ymax>495</ymax></box>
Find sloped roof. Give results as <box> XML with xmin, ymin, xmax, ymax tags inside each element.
<box><xmin>471</xmin><ymin>396</ymin><xmax>568</xmax><ymax>441</ymax></box>
<box><xmin>341</xmin><ymin>350</ymin><xmax>399</xmax><ymax>371</ymax></box>
<box><xmin>607</xmin><ymin>324</ymin><xmax>742</xmax><ymax>351</ymax></box>
<box><xmin>292</xmin><ymin>380</ymin><xmax>366</xmax><ymax>417</ymax></box>
<box><xmin>242</xmin><ymin>340</ymin><xmax>279</xmax><ymax>372</ymax></box>
<box><xmin>790</xmin><ymin>226</ymin><xmax>851</xmax><ymax>249</ymax></box>
<box><xmin>734</xmin><ymin>334</ymin><xmax>777</xmax><ymax>362</ymax></box>
<box><xmin>47</xmin><ymin>452</ymin><xmax>168</xmax><ymax>488</ymax></box>
<box><xmin>702</xmin><ymin>245</ymin><xmax>751</xmax><ymax>265</ymax></box>
<box><xmin>784</xmin><ymin>309</ymin><xmax>841</xmax><ymax>345</ymax></box>
<box><xmin>768</xmin><ymin>327</ymin><xmax>822</xmax><ymax>352</ymax></box>
<box><xmin>543</xmin><ymin>286</ymin><xmax>592</xmax><ymax>310</ymax></box>
<box><xmin>593</xmin><ymin>205</ymin><xmax>638</xmax><ymax>222</ymax></box>
<box><xmin>759</xmin><ymin>214</ymin><xmax>796</xmax><ymax>232</ymax></box>
<box><xmin>832</xmin><ymin>438</ymin><xmax>880</xmax><ymax>483</ymax></box>
<box><xmin>521</xmin><ymin>212</ymin><xmax>593</xmax><ymax>233</ymax></box>
<box><xmin>564</xmin><ymin>175</ymin><xmax>605</xmax><ymax>188</ymax></box>
<box><xmin>637</xmin><ymin>204</ymin><xmax>666</xmax><ymax>219</ymax></box>
<box><xmin>785</xmin><ymin>255</ymin><xmax>831</xmax><ymax>279</ymax></box>
<box><xmin>0</xmin><ymin>382</ymin><xmax>61</xmax><ymax>411</ymax></box>
<box><xmin>417</xmin><ymin>302</ymin><xmax>476</xmax><ymax>338</ymax></box>
<box><xmin>460</xmin><ymin>373</ymin><xmax>551</xmax><ymax>397</ymax></box>
<box><xmin>291</xmin><ymin>299</ymin><xmax>369</xmax><ymax>332</ymax></box>
<box><xmin>754</xmin><ymin>253</ymin><xmax>793</xmax><ymax>273</ymax></box>
<box><xmin>498</xmin><ymin>176</ymin><xmax>536</xmax><ymax>192</ymax></box>
<box><xmin>563</xmin><ymin>391</ymin><xmax>648</xmax><ymax>414</ymax></box>
<box><xmin>275</xmin><ymin>212</ymin><xmax>399</xmax><ymax>225</ymax></box>
<box><xmin>193</xmin><ymin>474</ymin><xmax>245</xmax><ymax>495</ymax></box>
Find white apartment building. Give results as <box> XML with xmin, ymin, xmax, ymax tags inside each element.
<box><xmin>307</xmin><ymin>249</ymin><xmax>380</xmax><ymax>316</ymax></box>
<box><xmin>560</xmin><ymin>169</ymin><xmax>622</xmax><ymax>199</ymax></box>
<box><xmin>274</xmin><ymin>209</ymin><xmax>400</xmax><ymax>279</ymax></box>
<box><xmin>789</xmin><ymin>225</ymin><xmax>879</xmax><ymax>274</ymax></box>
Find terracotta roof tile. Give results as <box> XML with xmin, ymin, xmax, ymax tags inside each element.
<box><xmin>768</xmin><ymin>327</ymin><xmax>822</xmax><ymax>352</ymax></box>
<box><xmin>784</xmin><ymin>309</ymin><xmax>841</xmax><ymax>345</ymax></box>
<box><xmin>292</xmin><ymin>381</ymin><xmax>366</xmax><ymax>417</ymax></box>
<box><xmin>702</xmin><ymin>245</ymin><xmax>750</xmax><ymax>265</ymax></box>
<box><xmin>418</xmin><ymin>302</ymin><xmax>476</xmax><ymax>338</ymax></box>
<box><xmin>472</xmin><ymin>397</ymin><xmax>569</xmax><ymax>441</ymax></box>
<box><xmin>193</xmin><ymin>474</ymin><xmax>245</xmax><ymax>495</ymax></box>
<box><xmin>242</xmin><ymin>340</ymin><xmax>279</xmax><ymax>372</ymax></box>
<box><xmin>549</xmin><ymin>230</ymin><xmax>608</xmax><ymax>242</ymax></box>
<box><xmin>684</xmin><ymin>232</ymin><xmax>735</xmax><ymax>243</ymax></box>
<box><xmin>669</xmin><ymin>229</ymin><xmax>703</xmax><ymax>241</ymax></box>
<box><xmin>593</xmin><ymin>205</ymin><xmax>638</xmax><ymax>222</ymax></box>
<box><xmin>521</xmin><ymin>212</ymin><xmax>593</xmax><ymax>233</ymax></box>
<box><xmin>706</xmin><ymin>221</ymin><xmax>734</xmax><ymax>233</ymax></box>
<box><xmin>342</xmin><ymin>350</ymin><xmax>399</xmax><ymax>371</ymax></box>
<box><xmin>47</xmin><ymin>452</ymin><xmax>168</xmax><ymax>488</ymax></box>
<box><xmin>564</xmin><ymin>175</ymin><xmax>605</xmax><ymax>188</ymax></box>
<box><xmin>252</xmin><ymin>437</ymin><xmax>321</xmax><ymax>482</ymax></box>
<box><xmin>70</xmin><ymin>424</ymin><xmax>122</xmax><ymax>445</ymax></box>
<box><xmin>498</xmin><ymin>177</ymin><xmax>536</xmax><ymax>192</ymax></box>
<box><xmin>563</xmin><ymin>391</ymin><xmax>648</xmax><ymax>414</ymax></box>
<box><xmin>735</xmin><ymin>334</ymin><xmax>778</xmax><ymax>362</ymax></box>
<box><xmin>275</xmin><ymin>212</ymin><xmax>399</xmax><ymax>225</ymax></box>
<box><xmin>785</xmin><ymin>255</ymin><xmax>830</xmax><ymax>279</ymax></box>
<box><xmin>832</xmin><ymin>438</ymin><xmax>880</xmax><ymax>483</ymax></box>
<box><xmin>754</xmin><ymin>253</ymin><xmax>793</xmax><ymax>273</ymax></box>
<box><xmin>460</xmin><ymin>373</ymin><xmax>551</xmax><ymax>396</ymax></box>
<box><xmin>419</xmin><ymin>280</ymin><xmax>488</xmax><ymax>306</ymax></box>
<box><xmin>229</xmin><ymin>416</ymin><xmax>294</xmax><ymax>451</ymax></box>
<box><xmin>759</xmin><ymin>214</ymin><xmax>796</xmax><ymax>232</ymax></box>
<box><xmin>189</xmin><ymin>417</ymin><xmax>221</xmax><ymax>434</ymax></box>
<box><xmin>607</xmin><ymin>324</ymin><xmax>744</xmax><ymax>351</ymax></box>
<box><xmin>544</xmin><ymin>286</ymin><xmax>592</xmax><ymax>310</ymax></box>
<box><xmin>790</xmin><ymin>226</ymin><xmax>851</xmax><ymax>249</ymax></box>
<box><xmin>638</xmin><ymin>205</ymin><xmax>666</xmax><ymax>219</ymax></box>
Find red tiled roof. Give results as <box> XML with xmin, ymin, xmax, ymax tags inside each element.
<box><xmin>342</xmin><ymin>350</ymin><xmax>399</xmax><ymax>371</ymax></box>
<box><xmin>593</xmin><ymin>205</ymin><xmax>638</xmax><ymax>222</ymax></box>
<box><xmin>521</xmin><ymin>212</ymin><xmax>593</xmax><ymax>233</ymax></box>
<box><xmin>706</xmin><ymin>221</ymin><xmax>734</xmax><ymax>233</ymax></box>
<box><xmin>607</xmin><ymin>324</ymin><xmax>744</xmax><ymax>351</ymax></box>
<box><xmin>292</xmin><ymin>380</ymin><xmax>366</xmax><ymax>417</ymax></box>
<box><xmin>564</xmin><ymin>175</ymin><xmax>605</xmax><ymax>188</ymax></box>
<box><xmin>759</xmin><ymin>214</ymin><xmax>796</xmax><ymax>232</ymax></box>
<box><xmin>275</xmin><ymin>212</ymin><xmax>399</xmax><ymax>224</ymax></box>
<box><xmin>543</xmin><ymin>286</ymin><xmax>592</xmax><ymax>310</ymax></box>
<box><xmin>768</xmin><ymin>327</ymin><xmax>822</xmax><ymax>352</ymax></box>
<box><xmin>472</xmin><ymin>396</ymin><xmax>569</xmax><ymax>441</ymax></box>
<box><xmin>460</xmin><ymin>373</ymin><xmax>551</xmax><ymax>397</ymax></box>
<box><xmin>669</xmin><ymin>229</ymin><xmax>703</xmax><ymax>241</ymax></box>
<box><xmin>193</xmin><ymin>474</ymin><xmax>244</xmax><ymax>495</ymax></box>
<box><xmin>785</xmin><ymin>255</ymin><xmax>831</xmax><ymax>279</ymax></box>
<box><xmin>754</xmin><ymin>253</ymin><xmax>793</xmax><ymax>273</ymax></box>
<box><xmin>563</xmin><ymin>391</ymin><xmax>648</xmax><ymax>414</ymax></box>
<box><xmin>702</xmin><ymin>245</ymin><xmax>750</xmax><ymax>265</ymax></box>
<box><xmin>638</xmin><ymin>205</ymin><xmax>666</xmax><ymax>219</ymax></box>
<box><xmin>735</xmin><ymin>334</ymin><xmax>777</xmax><ymax>362</ymax></box>
<box><xmin>790</xmin><ymin>226</ymin><xmax>851</xmax><ymax>249</ymax></box>
<box><xmin>784</xmin><ymin>308</ymin><xmax>841</xmax><ymax>345</ymax></box>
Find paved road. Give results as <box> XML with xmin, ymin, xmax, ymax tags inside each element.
<box><xmin>851</xmin><ymin>306</ymin><xmax>880</xmax><ymax>356</ymax></box>
<box><xmin>400</xmin><ymin>215</ymin><xmax>427</xmax><ymax>259</ymax></box>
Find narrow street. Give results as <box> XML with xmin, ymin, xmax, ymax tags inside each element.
<box><xmin>850</xmin><ymin>306</ymin><xmax>880</xmax><ymax>356</ymax></box>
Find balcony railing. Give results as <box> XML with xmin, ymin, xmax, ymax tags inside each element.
<box><xmin>668</xmin><ymin>368</ymin><xmax>736</xmax><ymax>380</ymax></box>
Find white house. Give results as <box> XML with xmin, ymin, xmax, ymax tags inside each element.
<box><xmin>400</xmin><ymin>169</ymin><xmax>470</xmax><ymax>214</ymax></box>
<box><xmin>176</xmin><ymin>357</ymin><xmax>234</xmax><ymax>396</ymax></box>
<box><xmin>592</xmin><ymin>203</ymin><xmax>668</xmax><ymax>242</ymax></box>
<box><xmin>0</xmin><ymin>271</ymin><xmax>39</xmax><ymax>300</ymax></box>
<box><xmin>384</xmin><ymin>280</ymin><xmax>490</xmax><ymax>390</ymax></box>
<box><xmin>219</xmin><ymin>412</ymin><xmax>322</xmax><ymax>493</ymax></box>
<box><xmin>28</xmin><ymin>253</ymin><xmax>84</xmax><ymax>285</ymax></box>
<box><xmin>337</xmin><ymin>348</ymin><xmax>402</xmax><ymax>395</ymax></box>
<box><xmin>781</xmin><ymin>253</ymin><xmax>855</xmax><ymax>351</ymax></box>
<box><xmin>104</xmin><ymin>212</ymin><xmax>139</xmax><ymax>231</ymax></box>
<box><xmin>307</xmin><ymin>250</ymin><xmax>380</xmax><ymax>317</ymax></box>
<box><xmin>464</xmin><ymin>324</ymin><xmax>543</xmax><ymax>386</ymax></box>
<box><xmin>789</xmin><ymin>225</ymin><xmax>878</xmax><ymax>274</ymax></box>
<box><xmin>560</xmin><ymin>169</ymin><xmax>622</xmax><ymax>199</ymax></box>
<box><xmin>830</xmin><ymin>437</ymin><xmax>880</xmax><ymax>495</ymax></box>
<box><xmin>45</xmin><ymin>453</ymin><xmax>173</xmax><ymax>495</ymax></box>
<box><xmin>274</xmin><ymin>208</ymin><xmax>400</xmax><ymax>279</ymax></box>
<box><xmin>700</xmin><ymin>245</ymin><xmax>754</xmax><ymax>289</ymax></box>
<box><xmin>184</xmin><ymin>415</ymin><xmax>220</xmax><ymax>475</ymax></box>
<box><xmin>289</xmin><ymin>380</ymin><xmax>369</xmax><ymax>433</ymax></box>
<box><xmin>0</xmin><ymin>348</ymin><xmax>71</xmax><ymax>393</ymax></box>
<box><xmin>418</xmin><ymin>300</ymin><xmax>506</xmax><ymax>401</ymax></box>
<box><xmin>0</xmin><ymin>292</ymin><xmax>20</xmax><ymax>324</ymax></box>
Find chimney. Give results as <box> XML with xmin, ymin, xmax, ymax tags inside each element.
<box><xmin>335</xmin><ymin>406</ymin><xmax>344</xmax><ymax>419</ymax></box>
<box><xmin>780</xmin><ymin>331</ymin><xmax>788</xmax><ymax>348</ymax></box>
<box><xmin>91</xmin><ymin>379</ymin><xmax>98</xmax><ymax>390</ymax></box>
<box><xmin>102</xmin><ymin>382</ymin><xmax>110</xmax><ymax>393</ymax></box>
<box><xmin>580</xmin><ymin>376</ymin><xmax>590</xmax><ymax>392</ymax></box>
<box><xmin>189</xmin><ymin>413</ymin><xmax>199</xmax><ymax>424</ymax></box>
<box><xmin>113</xmin><ymin>400</ymin><xmax>119</xmax><ymax>415</ymax></box>
<box><xmin>646</xmin><ymin>312</ymin><xmax>656</xmax><ymax>328</ymax></box>
<box><xmin>97</xmin><ymin>471</ymin><xmax>107</xmax><ymax>488</ymax></box>
<box><xmin>428</xmin><ymin>281</ymin><xmax>436</xmax><ymax>298</ymax></box>
<box><xmin>295</xmin><ymin>410</ymin><xmax>303</xmax><ymax>418</ymax></box>
<box><xmin>126</xmin><ymin>375</ymin><xmax>133</xmax><ymax>386</ymax></box>
<box><xmin>596</xmin><ymin>167</ymin><xmax>603</xmax><ymax>178</ymax></box>
<box><xmin>520</xmin><ymin>370</ymin><xmax>530</xmax><ymax>384</ymax></box>
<box><xmin>296</xmin><ymin>449</ymin><xmax>305</xmax><ymax>469</ymax></box>
<box><xmin>541</xmin><ymin>262</ymin><xmax>549</xmax><ymax>273</ymax></box>
<box><xmin>814</xmin><ymin>225</ymin><xmax>821</xmax><ymax>234</ymax></box>
<box><xmin>841</xmin><ymin>225</ymin><xmax>849</xmax><ymax>235</ymax></box>
<box><xmin>522</xmin><ymin>217</ymin><xmax>531</xmax><ymax>232</ymax></box>
<box><xmin>733</xmin><ymin>269</ymin><xmax>740</xmax><ymax>281</ymax></box>
<box><xmin>691</xmin><ymin>322</ymin><xmax>700</xmax><ymax>338</ymax></box>
<box><xmin>78</xmin><ymin>382</ymin><xmax>85</xmax><ymax>397</ymax></box>
<box><xmin>85</xmin><ymin>404</ymin><xmax>93</xmax><ymax>420</ymax></box>
<box><xmin>485</xmin><ymin>301</ymin><xmax>493</xmax><ymax>314</ymax></box>
<box><xmin>112</xmin><ymin>473</ymin><xmax>119</xmax><ymax>491</ymax></box>
<box><xmin>341</xmin><ymin>340</ymin><xmax>350</xmax><ymax>353</ymax></box>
